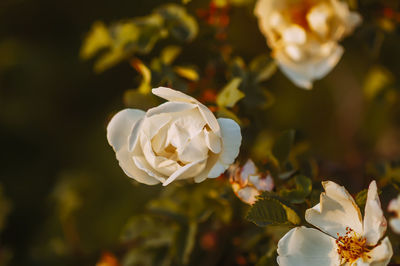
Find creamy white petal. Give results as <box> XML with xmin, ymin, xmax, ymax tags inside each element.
<box><xmin>305</xmin><ymin>181</ymin><xmax>363</xmax><ymax>238</ymax></box>
<box><xmin>107</xmin><ymin>109</ymin><xmax>145</xmax><ymax>152</ymax></box>
<box><xmin>172</xmin><ymin>108</ymin><xmax>207</xmax><ymax>138</ymax></box>
<box><xmin>146</xmin><ymin>101</ymin><xmax>195</xmax><ymax>118</ymax></box>
<box><xmin>204</xmin><ymin>129</ymin><xmax>221</xmax><ymax>154</ymax></box>
<box><xmin>250</xmin><ymin>174</ymin><xmax>274</xmax><ymax>192</ymax></box>
<box><xmin>312</xmin><ymin>45</ymin><xmax>344</xmax><ymax>79</ymax></box>
<box><xmin>388</xmin><ymin>195</ymin><xmax>400</xmax><ymax>213</ymax></box>
<box><xmin>162</xmin><ymin>159</ymin><xmax>206</xmax><ymax>186</ymax></box>
<box><xmin>115</xmin><ymin>131</ymin><xmax>160</xmax><ymax>185</ymax></box>
<box><xmin>275</xmin><ymin>45</ymin><xmax>344</xmax><ymax>90</ymax></box>
<box><xmin>152</xmin><ymin>87</ymin><xmax>220</xmax><ymax>133</ymax></box>
<box><xmin>198</xmin><ymin>104</ymin><xmax>220</xmax><ymax>135</ymax></box>
<box><xmin>179</xmin><ymin>160</ymin><xmax>207</xmax><ymax>180</ymax></box>
<box><xmin>217</xmin><ymin>118</ymin><xmax>242</xmax><ymax>166</ymax></box>
<box><xmin>277</xmin><ymin>227</ymin><xmax>340</xmax><ymax>266</ymax></box>
<box><xmin>204</xmin><ymin>118</ymin><xmax>242</xmax><ymax>179</ymax></box>
<box><xmin>389</xmin><ymin>218</ymin><xmax>400</xmax><ymax>234</ymax></box>
<box><xmin>241</xmin><ymin>159</ymin><xmax>257</xmax><ymax>183</ymax></box>
<box><xmin>140</xmin><ymin>113</ymin><xmax>171</xmax><ymax>140</ymax></box>
<box><xmin>275</xmin><ymin>53</ymin><xmax>313</xmax><ymax>89</ymax></box>
<box><xmin>133</xmin><ymin>155</ymin><xmax>166</xmax><ymax>183</ymax></box>
<box><xmin>140</xmin><ymin>133</ymin><xmax>182</xmax><ymax>176</ymax></box>
<box><xmin>115</xmin><ymin>151</ymin><xmax>160</xmax><ymax>185</ymax></box>
<box><xmin>363</xmin><ymin>237</ymin><xmax>393</xmax><ymax>266</ymax></box>
<box><xmin>282</xmin><ymin>25</ymin><xmax>306</xmax><ymax>45</ymax></box>
<box><xmin>363</xmin><ymin>181</ymin><xmax>387</xmax><ymax>245</ymax></box>
<box><xmin>388</xmin><ymin>195</ymin><xmax>400</xmax><ymax>233</ymax></box>
<box><xmin>151</xmin><ymin>123</ymin><xmax>169</xmax><ymax>154</ymax></box>
<box><xmin>140</xmin><ymin>133</ymin><xmax>162</xmax><ymax>168</ymax></box>
<box><xmin>167</xmin><ymin>122</ymin><xmax>190</xmax><ymax>150</ymax></box>
<box><xmin>107</xmin><ymin>109</ymin><xmax>160</xmax><ymax>185</ymax></box>
<box><xmin>254</xmin><ymin>0</ymin><xmax>284</xmax><ymax>46</ymax></box>
<box><xmin>178</xmin><ymin>131</ymin><xmax>209</xmax><ymax>163</ymax></box>
<box><xmin>207</xmin><ymin>161</ymin><xmax>227</xmax><ymax>178</ymax></box>
<box><xmin>193</xmin><ymin>153</ymin><xmax>220</xmax><ymax>183</ymax></box>
<box><xmin>237</xmin><ymin>187</ymin><xmax>260</xmax><ymax>205</ymax></box>
<box><xmin>306</xmin><ymin>3</ymin><xmax>332</xmax><ymax>37</ymax></box>
<box><xmin>330</xmin><ymin>0</ymin><xmax>362</xmax><ymax>35</ymax></box>
<box><xmin>152</xmin><ymin>87</ymin><xmax>197</xmax><ymax>103</ymax></box>
<box><xmin>128</xmin><ymin>118</ymin><xmax>144</xmax><ymax>152</ymax></box>
<box><xmin>285</xmin><ymin>45</ymin><xmax>303</xmax><ymax>61</ymax></box>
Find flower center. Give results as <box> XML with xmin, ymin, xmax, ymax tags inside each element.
<box><xmin>288</xmin><ymin>0</ymin><xmax>313</xmax><ymax>30</ymax></box>
<box><xmin>336</xmin><ymin>227</ymin><xmax>371</xmax><ymax>265</ymax></box>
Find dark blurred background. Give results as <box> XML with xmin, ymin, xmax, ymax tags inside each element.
<box><xmin>0</xmin><ymin>1</ymin><xmax>169</xmax><ymax>265</ymax></box>
<box><xmin>1</xmin><ymin>0</ymin><xmax>400</xmax><ymax>265</ymax></box>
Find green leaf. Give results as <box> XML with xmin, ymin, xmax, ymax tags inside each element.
<box><xmin>249</xmin><ymin>55</ymin><xmax>277</xmax><ymax>83</ymax></box>
<box><xmin>257</xmin><ymin>192</ymin><xmax>301</xmax><ymax>225</ymax></box>
<box><xmin>122</xmin><ymin>248</ymin><xmax>154</xmax><ymax>266</ymax></box>
<box><xmin>161</xmin><ymin>46</ymin><xmax>182</xmax><ymax>65</ymax></box>
<box><xmin>355</xmin><ymin>189</ymin><xmax>368</xmax><ymax>211</ymax></box>
<box><xmin>246</xmin><ymin>198</ymin><xmax>288</xmax><ymax>226</ymax></box>
<box><xmin>217</xmin><ymin>107</ymin><xmax>242</xmax><ymax>125</ymax></box>
<box><xmin>279</xmin><ymin>175</ymin><xmax>312</xmax><ymax>204</ymax></box>
<box><xmin>281</xmin><ymin>204</ymin><xmax>301</xmax><ymax>225</ymax></box>
<box><xmin>121</xmin><ymin>215</ymin><xmax>174</xmax><ymax>246</ymax></box>
<box><xmin>278</xmin><ymin>170</ymin><xmax>297</xmax><ymax>180</ymax></box>
<box><xmin>216</xmin><ymin>78</ymin><xmax>244</xmax><ymax>108</ymax></box>
<box><xmin>256</xmin><ymin>252</ymin><xmax>278</xmax><ymax>266</ymax></box>
<box><xmin>272</xmin><ymin>130</ymin><xmax>295</xmax><ymax>165</ymax></box>
<box><xmin>81</xmin><ymin>5</ymin><xmax>198</xmax><ymax>72</ymax></box>
<box><xmin>363</xmin><ymin>66</ymin><xmax>393</xmax><ymax>100</ymax></box>
<box><xmin>173</xmin><ymin>66</ymin><xmax>199</xmax><ymax>81</ymax></box>
<box><xmin>130</xmin><ymin>14</ymin><xmax>166</xmax><ymax>53</ymax></box>
<box><xmin>93</xmin><ymin>49</ymin><xmax>125</xmax><ymax>73</ymax></box>
<box><xmin>156</xmin><ymin>4</ymin><xmax>198</xmax><ymax>42</ymax></box>
<box><xmin>80</xmin><ymin>21</ymin><xmax>112</xmax><ymax>60</ymax></box>
<box><xmin>174</xmin><ymin>221</ymin><xmax>197</xmax><ymax>265</ymax></box>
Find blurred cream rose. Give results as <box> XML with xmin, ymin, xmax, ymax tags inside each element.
<box><xmin>255</xmin><ymin>0</ymin><xmax>362</xmax><ymax>89</ymax></box>
<box><xmin>388</xmin><ymin>195</ymin><xmax>400</xmax><ymax>234</ymax></box>
<box><xmin>107</xmin><ymin>87</ymin><xmax>242</xmax><ymax>186</ymax></box>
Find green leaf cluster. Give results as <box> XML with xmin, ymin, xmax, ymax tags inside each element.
<box><xmin>119</xmin><ymin>181</ymin><xmax>232</xmax><ymax>265</ymax></box>
<box><xmin>228</xmin><ymin>55</ymin><xmax>277</xmax><ymax>110</ymax></box>
<box><xmin>80</xmin><ymin>4</ymin><xmax>198</xmax><ymax>73</ymax></box>
<box><xmin>279</xmin><ymin>175</ymin><xmax>312</xmax><ymax>204</ymax></box>
<box><xmin>123</xmin><ymin>45</ymin><xmax>199</xmax><ymax>108</ymax></box>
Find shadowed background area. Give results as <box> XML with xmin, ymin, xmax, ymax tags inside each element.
<box><xmin>1</xmin><ymin>0</ymin><xmax>400</xmax><ymax>265</ymax></box>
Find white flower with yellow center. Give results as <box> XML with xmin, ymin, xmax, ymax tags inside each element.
<box><xmin>107</xmin><ymin>87</ymin><xmax>242</xmax><ymax>186</ymax></box>
<box><xmin>388</xmin><ymin>194</ymin><xmax>400</xmax><ymax>234</ymax></box>
<box><xmin>254</xmin><ymin>0</ymin><xmax>362</xmax><ymax>89</ymax></box>
<box><xmin>277</xmin><ymin>181</ymin><xmax>393</xmax><ymax>266</ymax></box>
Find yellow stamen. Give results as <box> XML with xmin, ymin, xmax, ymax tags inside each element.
<box><xmin>336</xmin><ymin>227</ymin><xmax>371</xmax><ymax>265</ymax></box>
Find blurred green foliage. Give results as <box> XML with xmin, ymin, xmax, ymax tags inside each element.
<box><xmin>81</xmin><ymin>4</ymin><xmax>198</xmax><ymax>73</ymax></box>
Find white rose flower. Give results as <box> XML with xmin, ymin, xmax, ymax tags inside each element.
<box><xmin>254</xmin><ymin>0</ymin><xmax>362</xmax><ymax>89</ymax></box>
<box><xmin>388</xmin><ymin>194</ymin><xmax>400</xmax><ymax>234</ymax></box>
<box><xmin>107</xmin><ymin>87</ymin><xmax>242</xmax><ymax>186</ymax></box>
<box><xmin>277</xmin><ymin>180</ymin><xmax>393</xmax><ymax>266</ymax></box>
<box><xmin>229</xmin><ymin>159</ymin><xmax>274</xmax><ymax>205</ymax></box>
